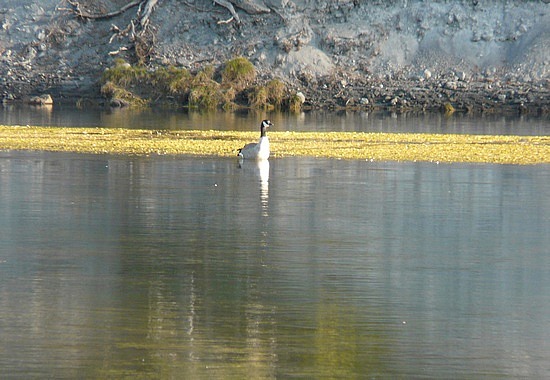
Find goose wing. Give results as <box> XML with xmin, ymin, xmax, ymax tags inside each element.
<box><xmin>240</xmin><ymin>142</ymin><xmax>257</xmax><ymax>151</ymax></box>
<box><xmin>237</xmin><ymin>142</ymin><xmax>260</xmax><ymax>158</ymax></box>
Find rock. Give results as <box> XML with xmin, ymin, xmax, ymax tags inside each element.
<box><xmin>444</xmin><ymin>81</ymin><xmax>458</xmax><ymax>90</ymax></box>
<box><xmin>28</xmin><ymin>94</ymin><xmax>53</xmax><ymax>105</ymax></box>
<box><xmin>424</xmin><ymin>69</ymin><xmax>432</xmax><ymax>80</ymax></box>
<box><xmin>2</xmin><ymin>93</ymin><xmax>15</xmax><ymax>102</ymax></box>
<box><xmin>109</xmin><ymin>98</ymin><xmax>129</xmax><ymax>108</ymax></box>
<box><xmin>455</xmin><ymin>71</ymin><xmax>467</xmax><ymax>81</ymax></box>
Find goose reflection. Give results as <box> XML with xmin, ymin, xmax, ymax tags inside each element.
<box><xmin>238</xmin><ymin>158</ymin><xmax>270</xmax><ymax>216</ymax></box>
<box><xmin>258</xmin><ymin>160</ymin><xmax>269</xmax><ymax>216</ymax></box>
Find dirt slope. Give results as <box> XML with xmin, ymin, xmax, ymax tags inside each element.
<box><xmin>1</xmin><ymin>0</ymin><xmax>548</xmax><ymax>111</ymax></box>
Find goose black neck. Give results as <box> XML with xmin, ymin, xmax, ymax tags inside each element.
<box><xmin>260</xmin><ymin>126</ymin><xmax>267</xmax><ymax>137</ymax></box>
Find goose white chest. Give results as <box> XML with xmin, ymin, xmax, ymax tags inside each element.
<box><xmin>238</xmin><ymin>120</ymin><xmax>272</xmax><ymax>160</ymax></box>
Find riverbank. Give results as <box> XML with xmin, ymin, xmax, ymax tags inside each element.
<box><xmin>1</xmin><ymin>1</ymin><xmax>549</xmax><ymax>115</ymax></box>
<box><xmin>1</xmin><ymin>126</ymin><xmax>548</xmax><ymax>164</ymax></box>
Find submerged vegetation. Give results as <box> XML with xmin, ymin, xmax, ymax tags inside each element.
<box><xmin>1</xmin><ymin>126</ymin><xmax>549</xmax><ymax>165</ymax></box>
<box><xmin>99</xmin><ymin>57</ymin><xmax>300</xmax><ymax>111</ymax></box>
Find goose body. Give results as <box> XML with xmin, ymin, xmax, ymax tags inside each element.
<box><xmin>237</xmin><ymin>120</ymin><xmax>272</xmax><ymax>160</ymax></box>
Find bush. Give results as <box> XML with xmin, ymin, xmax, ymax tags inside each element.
<box><xmin>150</xmin><ymin>66</ymin><xmax>191</xmax><ymax>95</ymax></box>
<box><xmin>101</xmin><ymin>59</ymin><xmax>147</xmax><ymax>87</ymax></box>
<box><xmin>97</xmin><ymin>58</ymin><xmax>300</xmax><ymax>111</ymax></box>
<box><xmin>222</xmin><ymin>57</ymin><xmax>256</xmax><ymax>91</ymax></box>
<box><xmin>100</xmin><ymin>81</ymin><xmax>148</xmax><ymax>107</ymax></box>
<box><xmin>266</xmin><ymin>79</ymin><xmax>286</xmax><ymax>107</ymax></box>
<box><xmin>189</xmin><ymin>81</ymin><xmax>221</xmax><ymax>109</ymax></box>
<box><xmin>249</xmin><ymin>86</ymin><xmax>270</xmax><ymax>109</ymax></box>
<box><xmin>248</xmin><ymin>79</ymin><xmax>287</xmax><ymax>109</ymax></box>
<box><xmin>289</xmin><ymin>93</ymin><xmax>303</xmax><ymax>113</ymax></box>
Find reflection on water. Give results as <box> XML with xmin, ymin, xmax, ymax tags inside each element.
<box><xmin>239</xmin><ymin>159</ymin><xmax>270</xmax><ymax>217</ymax></box>
<box><xmin>0</xmin><ymin>151</ymin><xmax>549</xmax><ymax>378</ymax></box>
<box><xmin>1</xmin><ymin>104</ymin><xmax>549</xmax><ymax>135</ymax></box>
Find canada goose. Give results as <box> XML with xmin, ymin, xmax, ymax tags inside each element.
<box><xmin>237</xmin><ymin>120</ymin><xmax>272</xmax><ymax>160</ymax></box>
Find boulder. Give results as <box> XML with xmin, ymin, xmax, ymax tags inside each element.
<box><xmin>28</xmin><ymin>94</ymin><xmax>53</xmax><ymax>105</ymax></box>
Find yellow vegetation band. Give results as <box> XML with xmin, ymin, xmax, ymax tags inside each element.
<box><xmin>0</xmin><ymin>126</ymin><xmax>549</xmax><ymax>164</ymax></box>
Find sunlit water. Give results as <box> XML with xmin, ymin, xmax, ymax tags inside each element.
<box><xmin>0</xmin><ymin>149</ymin><xmax>549</xmax><ymax>378</ymax></box>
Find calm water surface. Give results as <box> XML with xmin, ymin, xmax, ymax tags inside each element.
<box><xmin>1</xmin><ymin>104</ymin><xmax>549</xmax><ymax>135</ymax></box>
<box><xmin>0</xmin><ymin>150</ymin><xmax>549</xmax><ymax>378</ymax></box>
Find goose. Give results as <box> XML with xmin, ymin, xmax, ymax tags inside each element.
<box><xmin>237</xmin><ymin>119</ymin><xmax>272</xmax><ymax>160</ymax></box>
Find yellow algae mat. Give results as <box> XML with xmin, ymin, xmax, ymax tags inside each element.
<box><xmin>1</xmin><ymin>125</ymin><xmax>549</xmax><ymax>164</ymax></box>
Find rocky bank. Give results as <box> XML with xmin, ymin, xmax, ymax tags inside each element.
<box><xmin>1</xmin><ymin>0</ymin><xmax>549</xmax><ymax>114</ymax></box>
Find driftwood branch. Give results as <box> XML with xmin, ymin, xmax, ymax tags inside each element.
<box><xmin>217</xmin><ymin>16</ymin><xmax>235</xmax><ymax>25</ymax></box>
<box><xmin>139</xmin><ymin>0</ymin><xmax>159</xmax><ymax>27</ymax></box>
<box><xmin>232</xmin><ymin>0</ymin><xmax>270</xmax><ymax>15</ymax></box>
<box><xmin>213</xmin><ymin>0</ymin><xmax>271</xmax><ymax>25</ymax></box>
<box><xmin>63</xmin><ymin>0</ymin><xmax>159</xmax><ymax>62</ymax></box>
<box><xmin>214</xmin><ymin>0</ymin><xmax>241</xmax><ymax>24</ymax></box>
<box><xmin>64</xmin><ymin>0</ymin><xmax>142</xmax><ymax>20</ymax></box>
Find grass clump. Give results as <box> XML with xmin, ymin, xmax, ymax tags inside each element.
<box><xmin>249</xmin><ymin>79</ymin><xmax>287</xmax><ymax>109</ymax></box>
<box><xmin>289</xmin><ymin>92</ymin><xmax>304</xmax><ymax>113</ymax></box>
<box><xmin>266</xmin><ymin>79</ymin><xmax>286</xmax><ymax>107</ymax></box>
<box><xmin>102</xmin><ymin>58</ymin><xmax>147</xmax><ymax>87</ymax></box>
<box><xmin>100</xmin><ymin>81</ymin><xmax>148</xmax><ymax>107</ymax></box>
<box><xmin>188</xmin><ymin>66</ymin><xmax>223</xmax><ymax>109</ymax></box>
<box><xmin>98</xmin><ymin>58</ymin><xmax>295</xmax><ymax>111</ymax></box>
<box><xmin>222</xmin><ymin>57</ymin><xmax>256</xmax><ymax>91</ymax></box>
<box><xmin>189</xmin><ymin>83</ymin><xmax>222</xmax><ymax>109</ymax></box>
<box><xmin>100</xmin><ymin>59</ymin><xmax>149</xmax><ymax>107</ymax></box>
<box><xmin>249</xmin><ymin>86</ymin><xmax>271</xmax><ymax>109</ymax></box>
<box><xmin>443</xmin><ymin>102</ymin><xmax>456</xmax><ymax>114</ymax></box>
<box><xmin>150</xmin><ymin>66</ymin><xmax>191</xmax><ymax>95</ymax></box>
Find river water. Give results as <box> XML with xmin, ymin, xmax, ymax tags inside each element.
<box><xmin>0</xmin><ymin>108</ymin><xmax>549</xmax><ymax>378</ymax></box>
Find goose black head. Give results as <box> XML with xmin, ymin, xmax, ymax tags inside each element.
<box><xmin>260</xmin><ymin>120</ymin><xmax>272</xmax><ymax>136</ymax></box>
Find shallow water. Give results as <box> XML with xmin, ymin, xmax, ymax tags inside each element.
<box><xmin>0</xmin><ymin>151</ymin><xmax>549</xmax><ymax>378</ymax></box>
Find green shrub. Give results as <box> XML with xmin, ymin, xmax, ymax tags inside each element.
<box><xmin>150</xmin><ymin>66</ymin><xmax>191</xmax><ymax>95</ymax></box>
<box><xmin>266</xmin><ymin>79</ymin><xmax>286</xmax><ymax>107</ymax></box>
<box><xmin>101</xmin><ymin>59</ymin><xmax>147</xmax><ymax>87</ymax></box>
<box><xmin>100</xmin><ymin>81</ymin><xmax>148</xmax><ymax>107</ymax></box>
<box><xmin>289</xmin><ymin>93</ymin><xmax>303</xmax><ymax>113</ymax></box>
<box><xmin>189</xmin><ymin>81</ymin><xmax>221</xmax><ymax>109</ymax></box>
<box><xmin>249</xmin><ymin>86</ymin><xmax>270</xmax><ymax>109</ymax></box>
<box><xmin>221</xmin><ymin>87</ymin><xmax>237</xmax><ymax>109</ymax></box>
<box><xmin>222</xmin><ymin>57</ymin><xmax>256</xmax><ymax>91</ymax></box>
<box><xmin>443</xmin><ymin>102</ymin><xmax>456</xmax><ymax>114</ymax></box>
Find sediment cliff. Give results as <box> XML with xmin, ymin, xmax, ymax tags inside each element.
<box><xmin>1</xmin><ymin>0</ymin><xmax>548</xmax><ymax>112</ymax></box>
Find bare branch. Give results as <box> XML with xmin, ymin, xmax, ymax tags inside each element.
<box><xmin>139</xmin><ymin>0</ymin><xmax>159</xmax><ymax>27</ymax></box>
<box><xmin>63</xmin><ymin>0</ymin><xmax>160</xmax><ymax>63</ymax></box>
<box><xmin>65</xmin><ymin>0</ymin><xmax>142</xmax><ymax>20</ymax></box>
<box><xmin>217</xmin><ymin>16</ymin><xmax>235</xmax><ymax>25</ymax></box>
<box><xmin>214</xmin><ymin>0</ymin><xmax>241</xmax><ymax>24</ymax></box>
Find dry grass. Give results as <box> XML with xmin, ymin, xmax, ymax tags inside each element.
<box><xmin>0</xmin><ymin>126</ymin><xmax>549</xmax><ymax>164</ymax></box>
